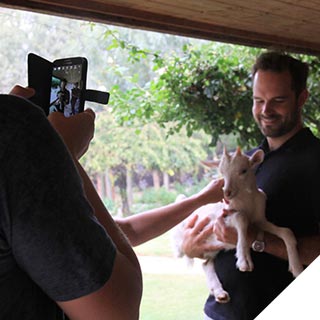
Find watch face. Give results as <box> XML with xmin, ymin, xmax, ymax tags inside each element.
<box><xmin>252</xmin><ymin>240</ymin><xmax>265</xmax><ymax>252</ymax></box>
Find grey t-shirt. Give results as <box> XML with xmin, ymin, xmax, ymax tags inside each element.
<box><xmin>0</xmin><ymin>95</ymin><xmax>116</xmax><ymax>319</ymax></box>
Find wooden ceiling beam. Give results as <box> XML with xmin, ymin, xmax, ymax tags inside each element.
<box><xmin>1</xmin><ymin>0</ymin><xmax>320</xmax><ymax>55</ymax></box>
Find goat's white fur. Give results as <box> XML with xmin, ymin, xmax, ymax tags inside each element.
<box><xmin>172</xmin><ymin>147</ymin><xmax>303</xmax><ymax>303</ymax></box>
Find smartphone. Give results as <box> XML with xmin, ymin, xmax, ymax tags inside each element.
<box><xmin>28</xmin><ymin>53</ymin><xmax>53</xmax><ymax>115</ymax></box>
<box><xmin>49</xmin><ymin>57</ymin><xmax>87</xmax><ymax>117</ymax></box>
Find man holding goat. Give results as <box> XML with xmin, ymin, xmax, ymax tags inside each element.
<box><xmin>182</xmin><ymin>51</ymin><xmax>320</xmax><ymax>320</ymax></box>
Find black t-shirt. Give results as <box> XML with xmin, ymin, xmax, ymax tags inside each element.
<box><xmin>205</xmin><ymin>128</ymin><xmax>320</xmax><ymax>320</ymax></box>
<box><xmin>0</xmin><ymin>95</ymin><xmax>116</xmax><ymax>319</ymax></box>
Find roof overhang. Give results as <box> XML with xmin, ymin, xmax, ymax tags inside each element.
<box><xmin>1</xmin><ymin>0</ymin><xmax>320</xmax><ymax>56</ymax></box>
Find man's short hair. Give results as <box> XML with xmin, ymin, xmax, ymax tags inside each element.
<box><xmin>252</xmin><ymin>51</ymin><xmax>309</xmax><ymax>97</ymax></box>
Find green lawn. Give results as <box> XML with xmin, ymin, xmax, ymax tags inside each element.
<box><xmin>134</xmin><ymin>231</ymin><xmax>175</xmax><ymax>257</ymax></box>
<box><xmin>134</xmin><ymin>231</ymin><xmax>209</xmax><ymax>320</ymax></box>
<box><xmin>140</xmin><ymin>273</ymin><xmax>208</xmax><ymax>320</ymax></box>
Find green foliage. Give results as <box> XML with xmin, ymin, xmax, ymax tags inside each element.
<box><xmin>130</xmin><ymin>179</ymin><xmax>212</xmax><ymax>215</ymax></box>
<box><xmin>81</xmin><ymin>109</ymin><xmax>210</xmax><ymax>177</ymax></box>
<box><xmin>137</xmin><ymin>187</ymin><xmax>178</xmax><ymax>206</ymax></box>
<box><xmin>171</xmin><ymin>177</ymin><xmax>211</xmax><ymax>197</ymax></box>
<box><xmin>3</xmin><ymin>9</ymin><xmax>320</xmax><ymax>215</ymax></box>
<box><xmin>301</xmin><ymin>55</ymin><xmax>320</xmax><ymax>135</ymax></box>
<box><xmin>107</xmin><ymin>39</ymin><xmax>266</xmax><ymax>148</ymax></box>
<box><xmin>131</xmin><ymin>185</ymin><xmax>179</xmax><ymax>214</ymax></box>
<box><xmin>107</xmin><ymin>37</ymin><xmax>320</xmax><ymax>149</ymax></box>
<box><xmin>155</xmin><ymin>44</ymin><xmax>264</xmax><ymax>147</ymax></box>
<box><xmin>102</xmin><ymin>197</ymin><xmax>116</xmax><ymax>214</ymax></box>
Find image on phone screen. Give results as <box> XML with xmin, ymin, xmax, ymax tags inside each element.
<box><xmin>49</xmin><ymin>63</ymin><xmax>84</xmax><ymax>117</ymax></box>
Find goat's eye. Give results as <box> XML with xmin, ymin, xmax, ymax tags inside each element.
<box><xmin>240</xmin><ymin>169</ymin><xmax>247</xmax><ymax>175</ymax></box>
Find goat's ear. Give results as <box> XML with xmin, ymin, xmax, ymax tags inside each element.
<box><xmin>223</xmin><ymin>146</ymin><xmax>231</xmax><ymax>161</ymax></box>
<box><xmin>235</xmin><ymin>146</ymin><xmax>242</xmax><ymax>156</ymax></box>
<box><xmin>200</xmin><ymin>159</ymin><xmax>220</xmax><ymax>168</ymax></box>
<box><xmin>249</xmin><ymin>149</ymin><xmax>264</xmax><ymax>168</ymax></box>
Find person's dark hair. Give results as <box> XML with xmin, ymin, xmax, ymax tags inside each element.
<box><xmin>252</xmin><ymin>51</ymin><xmax>309</xmax><ymax>97</ymax></box>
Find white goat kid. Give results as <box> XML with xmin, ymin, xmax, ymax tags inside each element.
<box><xmin>172</xmin><ymin>147</ymin><xmax>303</xmax><ymax>303</ymax></box>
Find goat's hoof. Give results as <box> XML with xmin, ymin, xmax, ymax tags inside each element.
<box><xmin>236</xmin><ymin>260</ymin><xmax>254</xmax><ymax>272</ymax></box>
<box><xmin>212</xmin><ymin>290</ymin><xmax>230</xmax><ymax>304</ymax></box>
<box><xmin>290</xmin><ymin>264</ymin><xmax>304</xmax><ymax>278</ymax></box>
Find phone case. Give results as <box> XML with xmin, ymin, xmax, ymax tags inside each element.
<box><xmin>27</xmin><ymin>53</ymin><xmax>53</xmax><ymax>115</ymax></box>
<box><xmin>28</xmin><ymin>53</ymin><xmax>109</xmax><ymax>116</ymax></box>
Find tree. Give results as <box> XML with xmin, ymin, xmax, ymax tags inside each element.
<box><xmin>302</xmin><ymin>56</ymin><xmax>320</xmax><ymax>134</ymax></box>
<box><xmin>107</xmin><ymin>40</ymin><xmax>265</xmax><ymax>149</ymax></box>
<box><xmin>3</xmin><ymin>9</ymin><xmax>320</xmax><ymax>216</ymax></box>
<box><xmin>108</xmin><ymin>40</ymin><xmax>320</xmax><ymax>149</ymax></box>
<box><xmin>81</xmin><ymin>109</ymin><xmax>211</xmax><ymax>215</ymax></box>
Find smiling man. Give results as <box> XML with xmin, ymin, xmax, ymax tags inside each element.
<box><xmin>252</xmin><ymin>54</ymin><xmax>309</xmax><ymax>151</ymax></box>
<box><xmin>182</xmin><ymin>51</ymin><xmax>320</xmax><ymax>320</ymax></box>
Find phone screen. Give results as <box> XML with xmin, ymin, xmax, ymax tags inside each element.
<box><xmin>49</xmin><ymin>58</ymin><xmax>87</xmax><ymax>117</ymax></box>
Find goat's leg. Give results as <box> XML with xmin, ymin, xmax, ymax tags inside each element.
<box><xmin>256</xmin><ymin>220</ymin><xmax>304</xmax><ymax>277</ymax></box>
<box><xmin>232</xmin><ymin>212</ymin><xmax>254</xmax><ymax>272</ymax></box>
<box><xmin>203</xmin><ymin>259</ymin><xmax>230</xmax><ymax>303</ymax></box>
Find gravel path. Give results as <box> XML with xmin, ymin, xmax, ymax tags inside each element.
<box><xmin>137</xmin><ymin>255</ymin><xmax>204</xmax><ymax>275</ymax></box>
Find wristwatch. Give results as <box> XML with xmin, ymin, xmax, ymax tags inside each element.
<box><xmin>251</xmin><ymin>231</ymin><xmax>265</xmax><ymax>252</ymax></box>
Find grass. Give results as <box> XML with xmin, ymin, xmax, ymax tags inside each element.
<box><xmin>140</xmin><ymin>274</ymin><xmax>208</xmax><ymax>320</ymax></box>
<box><xmin>134</xmin><ymin>231</ymin><xmax>175</xmax><ymax>257</ymax></box>
<box><xmin>134</xmin><ymin>231</ymin><xmax>209</xmax><ymax>320</ymax></box>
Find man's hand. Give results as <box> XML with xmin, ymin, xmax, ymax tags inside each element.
<box><xmin>182</xmin><ymin>214</ymin><xmax>225</xmax><ymax>259</ymax></box>
<box><xmin>194</xmin><ymin>178</ymin><xmax>224</xmax><ymax>205</ymax></box>
<box><xmin>9</xmin><ymin>85</ymin><xmax>35</xmax><ymax>99</ymax></box>
<box><xmin>48</xmin><ymin>109</ymin><xmax>95</xmax><ymax>160</ymax></box>
<box><xmin>214</xmin><ymin>209</ymin><xmax>238</xmax><ymax>245</ymax></box>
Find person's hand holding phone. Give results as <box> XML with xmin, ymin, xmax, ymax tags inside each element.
<box><xmin>9</xmin><ymin>84</ymin><xmax>94</xmax><ymax>159</ymax></box>
<box><xmin>48</xmin><ymin>109</ymin><xmax>95</xmax><ymax>160</ymax></box>
<box><xmin>9</xmin><ymin>85</ymin><xmax>35</xmax><ymax>99</ymax></box>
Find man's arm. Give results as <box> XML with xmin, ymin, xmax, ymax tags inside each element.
<box><xmin>214</xmin><ymin>214</ymin><xmax>320</xmax><ymax>266</ymax></box>
<box><xmin>48</xmin><ymin>103</ymin><xmax>225</xmax><ymax>248</ymax></box>
<box><xmin>57</xmin><ymin>159</ymin><xmax>142</xmax><ymax>320</ymax></box>
<box><xmin>57</xmin><ymin>252</ymin><xmax>142</xmax><ymax>320</ymax></box>
<box><xmin>116</xmin><ymin>179</ymin><xmax>224</xmax><ymax>246</ymax></box>
<box><xmin>184</xmin><ymin>214</ymin><xmax>319</xmax><ymax>266</ymax></box>
<box><xmin>74</xmin><ymin>159</ymin><xmax>141</xmax><ymax>268</ymax></box>
<box><xmin>47</xmin><ymin>111</ymin><xmax>142</xmax><ymax>319</ymax></box>
<box><xmin>261</xmin><ymin>232</ymin><xmax>320</xmax><ymax>266</ymax></box>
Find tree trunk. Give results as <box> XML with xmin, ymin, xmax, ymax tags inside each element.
<box><xmin>104</xmin><ymin>169</ymin><xmax>114</xmax><ymax>200</ymax></box>
<box><xmin>126</xmin><ymin>168</ymin><xmax>133</xmax><ymax>207</ymax></box>
<box><xmin>163</xmin><ymin>171</ymin><xmax>170</xmax><ymax>190</ymax></box>
<box><xmin>152</xmin><ymin>169</ymin><xmax>161</xmax><ymax>189</ymax></box>
<box><xmin>114</xmin><ymin>165</ymin><xmax>131</xmax><ymax>217</ymax></box>
<box><xmin>120</xmin><ymin>187</ymin><xmax>130</xmax><ymax>217</ymax></box>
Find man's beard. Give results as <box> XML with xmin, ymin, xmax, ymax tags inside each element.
<box><xmin>256</xmin><ymin>106</ymin><xmax>300</xmax><ymax>138</ymax></box>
